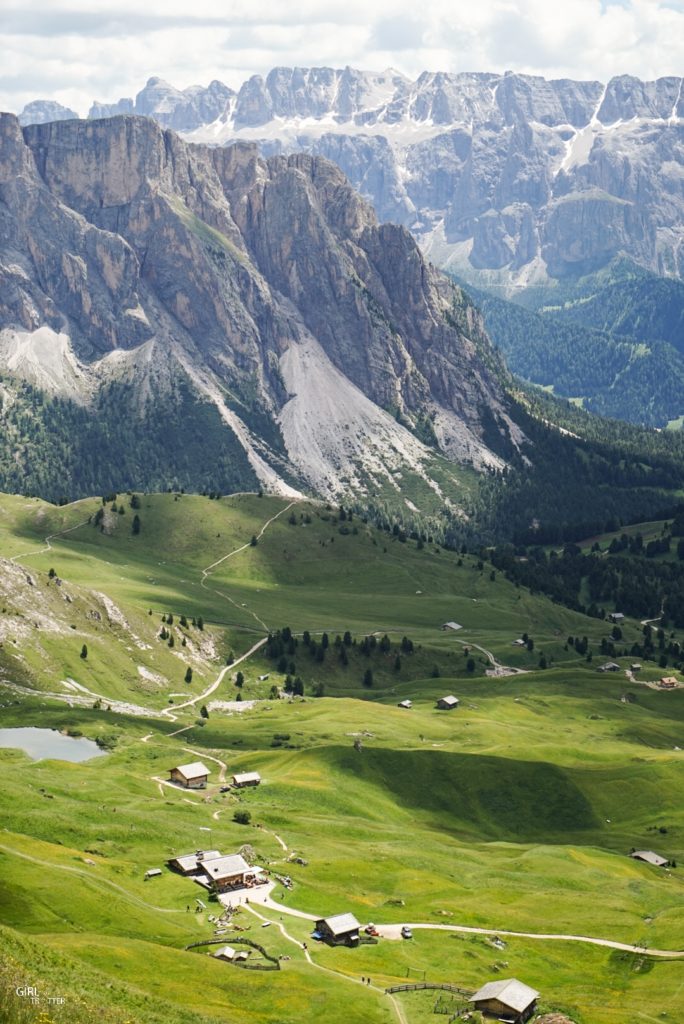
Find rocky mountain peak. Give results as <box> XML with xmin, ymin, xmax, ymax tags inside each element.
<box><xmin>18</xmin><ymin>100</ymin><xmax>79</xmax><ymax>127</ymax></box>
<box><xmin>0</xmin><ymin>112</ymin><xmax>517</xmax><ymax>505</ymax></box>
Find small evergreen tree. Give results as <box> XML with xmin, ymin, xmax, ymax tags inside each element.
<box><xmin>185</xmin><ymin>667</ymin><xmax>193</xmax><ymax>683</ymax></box>
<box><xmin>80</xmin><ymin>644</ymin><xmax>88</xmax><ymax>660</ymax></box>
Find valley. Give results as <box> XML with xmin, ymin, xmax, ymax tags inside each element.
<box><xmin>1</xmin><ymin>491</ymin><xmax>684</xmax><ymax>1024</ymax></box>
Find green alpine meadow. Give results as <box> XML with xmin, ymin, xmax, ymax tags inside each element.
<box><xmin>1</xmin><ymin>491</ymin><xmax>683</xmax><ymax>1024</ymax></box>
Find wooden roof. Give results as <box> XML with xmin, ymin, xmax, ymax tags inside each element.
<box><xmin>172</xmin><ymin>761</ymin><xmax>210</xmax><ymax>779</ymax></box>
<box><xmin>470</xmin><ymin>978</ymin><xmax>539</xmax><ymax>1013</ymax></box>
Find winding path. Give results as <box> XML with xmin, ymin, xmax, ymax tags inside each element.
<box><xmin>158</xmin><ymin>637</ymin><xmax>267</xmax><ymax>720</ymax></box>
<box><xmin>243</xmin><ymin>895</ymin><xmax>684</xmax><ymax>960</ymax></box>
<box><xmin>243</xmin><ymin>904</ymin><xmax>405</xmax><ymax>1022</ymax></box>
<box><xmin>200</xmin><ymin>500</ymin><xmax>299</xmax><ymax>631</ymax></box>
<box><xmin>454</xmin><ymin>638</ymin><xmax>527</xmax><ymax>677</ymax></box>
<box><xmin>375</xmin><ymin>922</ymin><xmax>684</xmax><ymax>958</ymax></box>
<box><xmin>9</xmin><ymin>512</ymin><xmax>92</xmax><ymax>565</ymax></box>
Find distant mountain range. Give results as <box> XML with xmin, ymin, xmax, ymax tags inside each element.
<box><xmin>17</xmin><ymin>67</ymin><xmax>684</xmax><ymax>292</ymax></box>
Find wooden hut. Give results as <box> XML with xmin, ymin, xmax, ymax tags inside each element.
<box><xmin>314</xmin><ymin>913</ymin><xmax>361</xmax><ymax>946</ymax></box>
<box><xmin>469</xmin><ymin>978</ymin><xmax>539</xmax><ymax>1022</ymax></box>
<box><xmin>169</xmin><ymin>761</ymin><xmax>210</xmax><ymax>789</ymax></box>
<box><xmin>232</xmin><ymin>771</ymin><xmax>261</xmax><ymax>788</ymax></box>
<box><xmin>200</xmin><ymin>853</ymin><xmax>253</xmax><ymax>892</ymax></box>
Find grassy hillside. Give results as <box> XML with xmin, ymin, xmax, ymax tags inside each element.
<box><xmin>1</xmin><ymin>491</ymin><xmax>684</xmax><ymax>1024</ymax></box>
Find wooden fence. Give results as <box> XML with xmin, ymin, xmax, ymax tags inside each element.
<box><xmin>385</xmin><ymin>982</ymin><xmax>471</xmax><ymax>996</ymax></box>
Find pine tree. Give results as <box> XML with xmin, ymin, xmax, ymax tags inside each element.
<box><xmin>185</xmin><ymin>667</ymin><xmax>193</xmax><ymax>683</ymax></box>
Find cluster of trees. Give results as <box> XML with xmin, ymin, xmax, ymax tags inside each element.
<box><xmin>488</xmin><ymin>534</ymin><xmax>684</xmax><ymax>627</ymax></box>
<box><xmin>0</xmin><ymin>375</ymin><xmax>259</xmax><ymax>503</ymax></box>
<box><xmin>263</xmin><ymin>626</ymin><xmax>417</xmax><ymax>692</ymax></box>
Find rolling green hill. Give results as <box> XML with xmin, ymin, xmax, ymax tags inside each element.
<box><xmin>1</xmin><ymin>491</ymin><xmax>684</xmax><ymax>1024</ymax></box>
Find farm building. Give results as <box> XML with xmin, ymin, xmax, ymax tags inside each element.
<box><xmin>608</xmin><ymin>612</ymin><xmax>625</xmax><ymax>624</ymax></box>
<box><xmin>436</xmin><ymin>695</ymin><xmax>460</xmax><ymax>710</ymax></box>
<box><xmin>314</xmin><ymin>913</ymin><xmax>361</xmax><ymax>946</ymax></box>
<box><xmin>397</xmin><ymin>699</ymin><xmax>412</xmax><ymax>709</ymax></box>
<box><xmin>441</xmin><ymin>621</ymin><xmax>462</xmax><ymax>631</ymax></box>
<box><xmin>167</xmin><ymin>850</ymin><xmax>221</xmax><ymax>876</ymax></box>
<box><xmin>144</xmin><ymin>868</ymin><xmax>162</xmax><ymax>880</ymax></box>
<box><xmin>631</xmin><ymin>850</ymin><xmax>669</xmax><ymax>868</ymax></box>
<box><xmin>659</xmin><ymin>677</ymin><xmax>678</xmax><ymax>689</ymax></box>
<box><xmin>213</xmin><ymin>945</ymin><xmax>249</xmax><ymax>962</ymax></box>
<box><xmin>200</xmin><ymin>853</ymin><xmax>256</xmax><ymax>892</ymax></box>
<box><xmin>469</xmin><ymin>978</ymin><xmax>539</xmax><ymax>1023</ymax></box>
<box><xmin>169</xmin><ymin>761</ymin><xmax>210</xmax><ymax>788</ymax></box>
<box><xmin>232</xmin><ymin>771</ymin><xmax>261</xmax><ymax>788</ymax></box>
<box><xmin>598</xmin><ymin>662</ymin><xmax>620</xmax><ymax>673</ymax></box>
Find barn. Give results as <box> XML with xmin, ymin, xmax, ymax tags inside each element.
<box><xmin>630</xmin><ymin>850</ymin><xmax>669</xmax><ymax>868</ymax></box>
<box><xmin>213</xmin><ymin>945</ymin><xmax>249</xmax><ymax>962</ymax></box>
<box><xmin>313</xmin><ymin>913</ymin><xmax>361</xmax><ymax>946</ymax></box>
<box><xmin>436</xmin><ymin>695</ymin><xmax>460</xmax><ymax>710</ymax></box>
<box><xmin>232</xmin><ymin>771</ymin><xmax>261</xmax><ymax>788</ymax></box>
<box><xmin>169</xmin><ymin>761</ymin><xmax>210</xmax><ymax>789</ymax></box>
<box><xmin>469</xmin><ymin>978</ymin><xmax>539</xmax><ymax>1022</ymax></box>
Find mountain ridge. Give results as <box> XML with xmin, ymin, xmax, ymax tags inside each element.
<box><xmin>16</xmin><ymin>67</ymin><xmax>684</xmax><ymax>288</ymax></box>
<box><xmin>0</xmin><ymin>111</ymin><xmax>514</xmax><ymax>510</ymax></box>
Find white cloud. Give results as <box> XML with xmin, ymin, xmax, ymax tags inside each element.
<box><xmin>1</xmin><ymin>0</ymin><xmax>683</xmax><ymax>115</ymax></box>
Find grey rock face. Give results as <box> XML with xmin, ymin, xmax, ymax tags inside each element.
<box><xmin>185</xmin><ymin>67</ymin><xmax>684</xmax><ymax>287</ymax></box>
<box><xmin>20</xmin><ymin>67</ymin><xmax>684</xmax><ymax>285</ymax></box>
<box><xmin>0</xmin><ymin>113</ymin><xmax>513</xmax><ymax>502</ymax></box>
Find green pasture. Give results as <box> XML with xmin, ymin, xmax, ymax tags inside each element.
<box><xmin>1</xmin><ymin>492</ymin><xmax>684</xmax><ymax>1023</ymax></box>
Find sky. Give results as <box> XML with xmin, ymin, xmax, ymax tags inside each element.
<box><xmin>2</xmin><ymin>0</ymin><xmax>684</xmax><ymax>116</ymax></box>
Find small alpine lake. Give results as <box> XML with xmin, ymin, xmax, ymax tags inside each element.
<box><xmin>0</xmin><ymin>727</ymin><xmax>108</xmax><ymax>762</ymax></box>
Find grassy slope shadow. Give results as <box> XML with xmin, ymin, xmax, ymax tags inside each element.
<box><xmin>322</xmin><ymin>746</ymin><xmax>601</xmax><ymax>842</ymax></box>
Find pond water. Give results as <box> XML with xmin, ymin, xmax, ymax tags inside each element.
<box><xmin>0</xmin><ymin>727</ymin><xmax>107</xmax><ymax>762</ymax></box>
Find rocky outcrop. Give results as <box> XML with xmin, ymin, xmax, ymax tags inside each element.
<box><xmin>0</xmin><ymin>112</ymin><xmax>516</xmax><ymax>505</ymax></box>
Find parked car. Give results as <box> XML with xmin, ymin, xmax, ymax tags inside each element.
<box><xmin>365</xmin><ymin>923</ymin><xmax>379</xmax><ymax>936</ymax></box>
<box><xmin>400</xmin><ymin>926</ymin><xmax>413</xmax><ymax>939</ymax></box>
<box><xmin>220</xmin><ymin>786</ymin><xmax>231</xmax><ymax>793</ymax></box>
